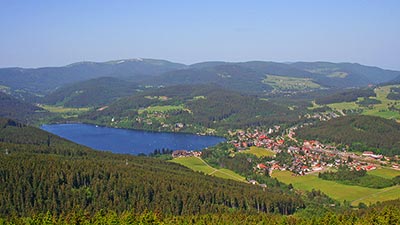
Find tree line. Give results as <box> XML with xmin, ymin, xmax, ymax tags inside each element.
<box><xmin>0</xmin><ymin>118</ymin><xmax>304</xmax><ymax>218</ymax></box>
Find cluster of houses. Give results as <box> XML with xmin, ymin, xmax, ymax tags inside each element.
<box><xmin>304</xmin><ymin>111</ymin><xmax>340</xmax><ymax>121</ymax></box>
<box><xmin>362</xmin><ymin>151</ymin><xmax>383</xmax><ymax>160</ymax></box>
<box><xmin>229</xmin><ymin>128</ymin><xmax>284</xmax><ymax>150</ymax></box>
<box><xmin>171</xmin><ymin>150</ymin><xmax>202</xmax><ymax>158</ymax></box>
<box><xmin>248</xmin><ymin>137</ymin><xmax>383</xmax><ymax>176</ymax></box>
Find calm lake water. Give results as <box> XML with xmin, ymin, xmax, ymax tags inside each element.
<box><xmin>41</xmin><ymin>123</ymin><xmax>225</xmax><ymax>155</ymax></box>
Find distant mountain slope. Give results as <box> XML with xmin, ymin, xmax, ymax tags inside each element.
<box><xmin>0</xmin><ymin>58</ymin><xmax>186</xmax><ymax>94</ymax></box>
<box><xmin>291</xmin><ymin>62</ymin><xmax>399</xmax><ymax>87</ymax></box>
<box><xmin>387</xmin><ymin>75</ymin><xmax>400</xmax><ymax>84</ymax></box>
<box><xmin>0</xmin><ymin>92</ymin><xmax>43</xmax><ymax>122</ymax></box>
<box><xmin>0</xmin><ymin>118</ymin><xmax>303</xmax><ymax>217</ymax></box>
<box><xmin>1</xmin><ymin>59</ymin><xmax>399</xmax><ymax>97</ymax></box>
<box><xmin>297</xmin><ymin>115</ymin><xmax>400</xmax><ymax>156</ymax></box>
<box><xmin>0</xmin><ymin>117</ymin><xmax>92</xmax><ymax>156</ymax></box>
<box><xmin>315</xmin><ymin>88</ymin><xmax>376</xmax><ymax>105</ymax></box>
<box><xmin>189</xmin><ymin>61</ymin><xmax>231</xmax><ymax>69</ymax></box>
<box><xmin>80</xmin><ymin>84</ymin><xmax>300</xmax><ymax>134</ymax></box>
<box><xmin>147</xmin><ymin>64</ymin><xmax>273</xmax><ymax>94</ymax></box>
<box><xmin>42</xmin><ymin>77</ymin><xmax>139</xmax><ymax>107</ymax></box>
<box><xmin>146</xmin><ymin>61</ymin><xmax>400</xmax><ymax>92</ymax></box>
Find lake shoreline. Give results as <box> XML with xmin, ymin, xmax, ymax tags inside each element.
<box><xmin>41</xmin><ymin>123</ymin><xmax>225</xmax><ymax>155</ymax></box>
<box><xmin>44</xmin><ymin>120</ymin><xmax>226</xmax><ymax>138</ymax></box>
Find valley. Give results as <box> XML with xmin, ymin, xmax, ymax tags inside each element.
<box><xmin>1</xmin><ymin>59</ymin><xmax>400</xmax><ymax>223</ymax></box>
<box><xmin>2</xmin><ymin>1</ymin><xmax>400</xmax><ymax>223</ymax></box>
<box><xmin>321</xmin><ymin>85</ymin><xmax>400</xmax><ymax>121</ymax></box>
<box><xmin>272</xmin><ymin>169</ymin><xmax>400</xmax><ymax>206</ymax></box>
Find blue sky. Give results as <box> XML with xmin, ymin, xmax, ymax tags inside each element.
<box><xmin>0</xmin><ymin>1</ymin><xmax>399</xmax><ymax>69</ymax></box>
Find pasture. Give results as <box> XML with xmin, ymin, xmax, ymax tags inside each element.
<box><xmin>326</xmin><ymin>85</ymin><xmax>400</xmax><ymax>120</ymax></box>
<box><xmin>272</xmin><ymin>170</ymin><xmax>400</xmax><ymax>206</ymax></box>
<box><xmin>263</xmin><ymin>75</ymin><xmax>321</xmax><ymax>90</ymax></box>
<box><xmin>171</xmin><ymin>156</ymin><xmax>245</xmax><ymax>182</ymax></box>
<box><xmin>138</xmin><ymin>105</ymin><xmax>186</xmax><ymax>114</ymax></box>
<box><xmin>240</xmin><ymin>146</ymin><xmax>276</xmax><ymax>158</ymax></box>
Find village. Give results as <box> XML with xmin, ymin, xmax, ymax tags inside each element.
<box><xmin>171</xmin><ymin>123</ymin><xmax>399</xmax><ymax>179</ymax></box>
<box><xmin>227</xmin><ymin>127</ymin><xmax>399</xmax><ymax>176</ymax></box>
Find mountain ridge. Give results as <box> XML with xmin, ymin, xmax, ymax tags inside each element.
<box><xmin>1</xmin><ymin>58</ymin><xmax>399</xmax><ymax>98</ymax></box>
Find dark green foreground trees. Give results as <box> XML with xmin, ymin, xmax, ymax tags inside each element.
<box><xmin>1</xmin><ymin>199</ymin><xmax>400</xmax><ymax>224</ymax></box>
<box><xmin>0</xmin><ymin>118</ymin><xmax>302</xmax><ymax>219</ymax></box>
<box><xmin>1</xmin><ymin>117</ymin><xmax>399</xmax><ymax>224</ymax></box>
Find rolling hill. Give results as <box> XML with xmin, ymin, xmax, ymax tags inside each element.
<box><xmin>0</xmin><ymin>92</ymin><xmax>44</xmax><ymax>123</ymax></box>
<box><xmin>0</xmin><ymin>118</ymin><xmax>303</xmax><ymax>217</ymax></box>
<box><xmin>42</xmin><ymin>77</ymin><xmax>140</xmax><ymax>107</ymax></box>
<box><xmin>290</xmin><ymin>62</ymin><xmax>400</xmax><ymax>86</ymax></box>
<box><xmin>143</xmin><ymin>61</ymin><xmax>400</xmax><ymax>93</ymax></box>
<box><xmin>1</xmin><ymin>59</ymin><xmax>399</xmax><ymax>101</ymax></box>
<box><xmin>79</xmin><ymin>84</ymin><xmax>301</xmax><ymax>134</ymax></box>
<box><xmin>0</xmin><ymin>58</ymin><xmax>185</xmax><ymax>94</ymax></box>
<box><xmin>146</xmin><ymin>64</ymin><xmax>273</xmax><ymax>94</ymax></box>
<box><xmin>297</xmin><ymin>115</ymin><xmax>400</xmax><ymax>156</ymax></box>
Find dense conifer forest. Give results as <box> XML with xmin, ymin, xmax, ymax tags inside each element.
<box><xmin>0</xmin><ymin>93</ymin><xmax>45</xmax><ymax>124</ymax></box>
<box><xmin>315</xmin><ymin>88</ymin><xmax>376</xmax><ymax>105</ymax></box>
<box><xmin>0</xmin><ymin>118</ymin><xmax>304</xmax><ymax>219</ymax></box>
<box><xmin>79</xmin><ymin>84</ymin><xmax>304</xmax><ymax>134</ymax></box>
<box><xmin>297</xmin><ymin>115</ymin><xmax>400</xmax><ymax>156</ymax></box>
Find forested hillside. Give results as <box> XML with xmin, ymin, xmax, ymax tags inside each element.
<box><xmin>79</xmin><ymin>84</ymin><xmax>302</xmax><ymax>134</ymax></box>
<box><xmin>1</xmin><ymin>60</ymin><xmax>398</xmax><ymax>102</ymax></box>
<box><xmin>2</xmin><ymin>195</ymin><xmax>400</xmax><ymax>224</ymax></box>
<box><xmin>297</xmin><ymin>115</ymin><xmax>400</xmax><ymax>156</ymax></box>
<box><xmin>290</xmin><ymin>62</ymin><xmax>400</xmax><ymax>86</ymax></box>
<box><xmin>0</xmin><ymin>118</ymin><xmax>304</xmax><ymax>218</ymax></box>
<box><xmin>0</xmin><ymin>58</ymin><xmax>185</xmax><ymax>94</ymax></box>
<box><xmin>146</xmin><ymin>61</ymin><xmax>400</xmax><ymax>92</ymax></box>
<box><xmin>0</xmin><ymin>92</ymin><xmax>45</xmax><ymax>123</ymax></box>
<box><xmin>147</xmin><ymin>64</ymin><xmax>273</xmax><ymax>94</ymax></box>
<box><xmin>315</xmin><ymin>88</ymin><xmax>376</xmax><ymax>104</ymax></box>
<box><xmin>42</xmin><ymin>77</ymin><xmax>139</xmax><ymax>107</ymax></box>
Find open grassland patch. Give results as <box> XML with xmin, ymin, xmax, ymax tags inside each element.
<box><xmin>240</xmin><ymin>146</ymin><xmax>276</xmax><ymax>158</ymax></box>
<box><xmin>326</xmin><ymin>85</ymin><xmax>400</xmax><ymax>120</ymax></box>
<box><xmin>41</xmin><ymin>104</ymin><xmax>90</xmax><ymax>113</ymax></box>
<box><xmin>171</xmin><ymin>156</ymin><xmax>245</xmax><ymax>182</ymax></box>
<box><xmin>272</xmin><ymin>170</ymin><xmax>400</xmax><ymax>206</ymax></box>
<box><xmin>263</xmin><ymin>75</ymin><xmax>321</xmax><ymax>90</ymax></box>
<box><xmin>368</xmin><ymin>167</ymin><xmax>400</xmax><ymax>179</ymax></box>
<box><xmin>138</xmin><ymin>105</ymin><xmax>186</xmax><ymax>114</ymax></box>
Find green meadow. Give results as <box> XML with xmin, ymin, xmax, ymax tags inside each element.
<box><xmin>40</xmin><ymin>104</ymin><xmax>91</xmax><ymax>119</ymax></box>
<box><xmin>138</xmin><ymin>105</ymin><xmax>186</xmax><ymax>114</ymax></box>
<box><xmin>263</xmin><ymin>75</ymin><xmax>321</xmax><ymax>90</ymax></box>
<box><xmin>368</xmin><ymin>167</ymin><xmax>400</xmax><ymax>179</ymax></box>
<box><xmin>326</xmin><ymin>85</ymin><xmax>400</xmax><ymax>120</ymax></box>
<box><xmin>171</xmin><ymin>156</ymin><xmax>245</xmax><ymax>182</ymax></box>
<box><xmin>240</xmin><ymin>146</ymin><xmax>276</xmax><ymax>158</ymax></box>
<box><xmin>41</xmin><ymin>104</ymin><xmax>91</xmax><ymax>113</ymax></box>
<box><xmin>272</xmin><ymin>170</ymin><xmax>400</xmax><ymax>206</ymax></box>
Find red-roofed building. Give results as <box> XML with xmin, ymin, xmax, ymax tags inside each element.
<box><xmin>257</xmin><ymin>163</ymin><xmax>268</xmax><ymax>170</ymax></box>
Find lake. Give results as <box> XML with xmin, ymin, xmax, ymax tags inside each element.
<box><xmin>41</xmin><ymin>123</ymin><xmax>225</xmax><ymax>155</ymax></box>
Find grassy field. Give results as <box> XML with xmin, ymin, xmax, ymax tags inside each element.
<box><xmin>0</xmin><ymin>85</ymin><xmax>10</xmax><ymax>91</ymax></box>
<box><xmin>327</xmin><ymin>100</ymin><xmax>361</xmax><ymax>111</ymax></box>
<box><xmin>326</xmin><ymin>85</ymin><xmax>400</xmax><ymax>120</ymax></box>
<box><xmin>263</xmin><ymin>75</ymin><xmax>321</xmax><ymax>90</ymax></box>
<box><xmin>352</xmin><ymin>185</ymin><xmax>400</xmax><ymax>206</ymax></box>
<box><xmin>41</xmin><ymin>104</ymin><xmax>91</xmax><ymax>113</ymax></box>
<box><xmin>327</xmin><ymin>71</ymin><xmax>348</xmax><ymax>78</ymax></box>
<box><xmin>272</xmin><ymin>170</ymin><xmax>400</xmax><ymax>206</ymax></box>
<box><xmin>368</xmin><ymin>167</ymin><xmax>400</xmax><ymax>179</ymax></box>
<box><xmin>240</xmin><ymin>146</ymin><xmax>276</xmax><ymax>158</ymax></box>
<box><xmin>138</xmin><ymin>105</ymin><xmax>186</xmax><ymax>114</ymax></box>
<box><xmin>171</xmin><ymin>157</ymin><xmax>245</xmax><ymax>182</ymax></box>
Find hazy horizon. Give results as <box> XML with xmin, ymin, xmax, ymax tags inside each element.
<box><xmin>3</xmin><ymin>58</ymin><xmax>400</xmax><ymax>72</ymax></box>
<box><xmin>1</xmin><ymin>1</ymin><xmax>399</xmax><ymax>70</ymax></box>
